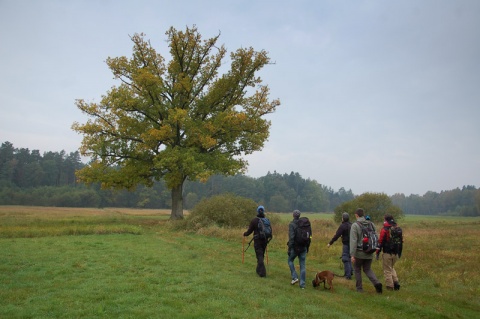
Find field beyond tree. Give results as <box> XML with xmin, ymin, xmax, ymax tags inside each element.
<box><xmin>1</xmin><ymin>206</ymin><xmax>479</xmax><ymax>318</ymax></box>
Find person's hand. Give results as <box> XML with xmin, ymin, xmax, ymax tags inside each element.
<box><xmin>327</xmin><ymin>244</ymin><xmax>331</xmax><ymax>248</ymax></box>
<box><xmin>351</xmin><ymin>256</ymin><xmax>355</xmax><ymax>263</ymax></box>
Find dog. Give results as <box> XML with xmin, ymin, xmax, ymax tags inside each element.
<box><xmin>312</xmin><ymin>270</ymin><xmax>340</xmax><ymax>292</ymax></box>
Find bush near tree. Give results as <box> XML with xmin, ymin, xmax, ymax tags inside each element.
<box><xmin>334</xmin><ymin>192</ymin><xmax>404</xmax><ymax>223</ymax></box>
<box><xmin>185</xmin><ymin>194</ymin><xmax>257</xmax><ymax>230</ymax></box>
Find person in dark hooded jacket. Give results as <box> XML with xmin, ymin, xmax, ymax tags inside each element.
<box><xmin>243</xmin><ymin>205</ymin><xmax>269</xmax><ymax>277</ymax></box>
<box><xmin>328</xmin><ymin>212</ymin><xmax>353</xmax><ymax>279</ymax></box>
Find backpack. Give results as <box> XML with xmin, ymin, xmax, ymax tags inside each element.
<box><xmin>386</xmin><ymin>225</ymin><xmax>403</xmax><ymax>255</ymax></box>
<box><xmin>356</xmin><ymin>221</ymin><xmax>378</xmax><ymax>254</ymax></box>
<box><xmin>294</xmin><ymin>217</ymin><xmax>312</xmax><ymax>249</ymax></box>
<box><xmin>257</xmin><ymin>217</ymin><xmax>272</xmax><ymax>242</ymax></box>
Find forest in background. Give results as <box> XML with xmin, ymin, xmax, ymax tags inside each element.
<box><xmin>0</xmin><ymin>141</ymin><xmax>478</xmax><ymax>216</ymax></box>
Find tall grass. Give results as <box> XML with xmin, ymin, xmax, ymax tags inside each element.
<box><xmin>1</xmin><ymin>207</ymin><xmax>479</xmax><ymax>318</ymax></box>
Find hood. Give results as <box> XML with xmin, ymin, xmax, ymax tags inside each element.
<box><xmin>356</xmin><ymin>217</ymin><xmax>368</xmax><ymax>225</ymax></box>
<box><xmin>384</xmin><ymin>220</ymin><xmax>397</xmax><ymax>227</ymax></box>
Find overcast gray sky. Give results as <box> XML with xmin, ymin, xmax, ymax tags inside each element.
<box><xmin>1</xmin><ymin>0</ymin><xmax>479</xmax><ymax>196</ymax></box>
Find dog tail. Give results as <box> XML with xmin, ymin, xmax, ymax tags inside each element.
<box><xmin>333</xmin><ymin>273</ymin><xmax>345</xmax><ymax>277</ymax></box>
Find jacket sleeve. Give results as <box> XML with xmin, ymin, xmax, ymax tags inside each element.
<box><xmin>288</xmin><ymin>222</ymin><xmax>296</xmax><ymax>249</ymax></box>
<box><xmin>349</xmin><ymin>223</ymin><xmax>358</xmax><ymax>256</ymax></box>
<box><xmin>328</xmin><ymin>225</ymin><xmax>343</xmax><ymax>245</ymax></box>
<box><xmin>377</xmin><ymin>227</ymin><xmax>387</xmax><ymax>251</ymax></box>
<box><xmin>243</xmin><ymin>218</ymin><xmax>256</xmax><ymax>237</ymax></box>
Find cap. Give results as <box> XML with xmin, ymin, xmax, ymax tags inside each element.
<box><xmin>293</xmin><ymin>210</ymin><xmax>301</xmax><ymax>219</ymax></box>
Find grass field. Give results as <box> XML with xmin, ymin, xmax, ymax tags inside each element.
<box><xmin>1</xmin><ymin>206</ymin><xmax>479</xmax><ymax>318</ymax></box>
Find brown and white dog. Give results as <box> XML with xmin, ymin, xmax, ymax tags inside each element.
<box><xmin>312</xmin><ymin>270</ymin><xmax>338</xmax><ymax>292</ymax></box>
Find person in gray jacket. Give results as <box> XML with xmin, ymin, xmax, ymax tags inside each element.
<box><xmin>349</xmin><ymin>208</ymin><xmax>383</xmax><ymax>293</ymax></box>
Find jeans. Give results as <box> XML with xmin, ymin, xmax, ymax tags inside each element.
<box><xmin>341</xmin><ymin>244</ymin><xmax>353</xmax><ymax>278</ymax></box>
<box><xmin>288</xmin><ymin>247</ymin><xmax>307</xmax><ymax>288</ymax></box>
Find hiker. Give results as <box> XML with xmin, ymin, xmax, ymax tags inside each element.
<box><xmin>376</xmin><ymin>214</ymin><xmax>403</xmax><ymax>291</ymax></box>
<box><xmin>287</xmin><ymin>210</ymin><xmax>311</xmax><ymax>289</ymax></box>
<box><xmin>350</xmin><ymin>208</ymin><xmax>383</xmax><ymax>293</ymax></box>
<box><xmin>243</xmin><ymin>205</ymin><xmax>271</xmax><ymax>277</ymax></box>
<box><xmin>327</xmin><ymin>212</ymin><xmax>353</xmax><ymax>279</ymax></box>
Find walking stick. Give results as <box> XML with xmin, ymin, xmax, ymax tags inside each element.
<box><xmin>242</xmin><ymin>236</ymin><xmax>245</xmax><ymax>263</ymax></box>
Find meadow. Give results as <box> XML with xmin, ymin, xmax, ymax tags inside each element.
<box><xmin>1</xmin><ymin>206</ymin><xmax>479</xmax><ymax>318</ymax></box>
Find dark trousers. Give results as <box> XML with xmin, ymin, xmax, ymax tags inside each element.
<box><xmin>254</xmin><ymin>241</ymin><xmax>267</xmax><ymax>277</ymax></box>
<box><xmin>354</xmin><ymin>258</ymin><xmax>380</xmax><ymax>291</ymax></box>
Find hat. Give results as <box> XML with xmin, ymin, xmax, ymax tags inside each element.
<box><xmin>386</xmin><ymin>217</ymin><xmax>396</xmax><ymax>225</ymax></box>
<box><xmin>293</xmin><ymin>210</ymin><xmax>301</xmax><ymax>219</ymax></box>
<box><xmin>257</xmin><ymin>206</ymin><xmax>265</xmax><ymax>213</ymax></box>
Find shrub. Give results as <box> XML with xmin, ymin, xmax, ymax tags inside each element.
<box><xmin>334</xmin><ymin>192</ymin><xmax>404</xmax><ymax>223</ymax></box>
<box><xmin>185</xmin><ymin>193</ymin><xmax>258</xmax><ymax>230</ymax></box>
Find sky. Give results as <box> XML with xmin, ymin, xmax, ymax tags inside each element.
<box><xmin>1</xmin><ymin>0</ymin><xmax>479</xmax><ymax>196</ymax></box>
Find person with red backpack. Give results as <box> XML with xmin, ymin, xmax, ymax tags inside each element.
<box><xmin>376</xmin><ymin>214</ymin><xmax>403</xmax><ymax>291</ymax></box>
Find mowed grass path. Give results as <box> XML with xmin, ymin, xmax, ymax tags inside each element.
<box><xmin>1</xmin><ymin>206</ymin><xmax>479</xmax><ymax>318</ymax></box>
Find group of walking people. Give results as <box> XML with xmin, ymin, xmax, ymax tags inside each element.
<box><xmin>243</xmin><ymin>206</ymin><xmax>403</xmax><ymax>293</ymax></box>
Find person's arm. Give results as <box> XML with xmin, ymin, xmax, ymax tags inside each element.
<box><xmin>349</xmin><ymin>222</ymin><xmax>358</xmax><ymax>259</ymax></box>
<box><xmin>376</xmin><ymin>227</ymin><xmax>386</xmax><ymax>258</ymax></box>
<box><xmin>243</xmin><ymin>218</ymin><xmax>255</xmax><ymax>237</ymax></box>
<box><xmin>288</xmin><ymin>222</ymin><xmax>295</xmax><ymax>250</ymax></box>
<box><xmin>328</xmin><ymin>225</ymin><xmax>343</xmax><ymax>246</ymax></box>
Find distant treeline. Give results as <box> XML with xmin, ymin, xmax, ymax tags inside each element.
<box><xmin>1</xmin><ymin>141</ymin><xmax>479</xmax><ymax>216</ymax></box>
<box><xmin>392</xmin><ymin>186</ymin><xmax>479</xmax><ymax>216</ymax></box>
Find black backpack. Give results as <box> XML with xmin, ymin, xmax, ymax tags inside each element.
<box><xmin>356</xmin><ymin>221</ymin><xmax>378</xmax><ymax>254</ymax></box>
<box><xmin>386</xmin><ymin>225</ymin><xmax>403</xmax><ymax>256</ymax></box>
<box><xmin>257</xmin><ymin>217</ymin><xmax>272</xmax><ymax>242</ymax></box>
<box><xmin>294</xmin><ymin>217</ymin><xmax>312</xmax><ymax>250</ymax></box>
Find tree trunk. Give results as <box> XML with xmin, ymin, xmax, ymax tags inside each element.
<box><xmin>170</xmin><ymin>183</ymin><xmax>184</xmax><ymax>220</ymax></box>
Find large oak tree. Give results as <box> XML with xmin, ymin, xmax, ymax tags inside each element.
<box><xmin>72</xmin><ymin>26</ymin><xmax>280</xmax><ymax>219</ymax></box>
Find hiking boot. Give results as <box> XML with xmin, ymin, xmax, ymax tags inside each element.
<box><xmin>291</xmin><ymin>278</ymin><xmax>299</xmax><ymax>285</ymax></box>
<box><xmin>394</xmin><ymin>282</ymin><xmax>400</xmax><ymax>291</ymax></box>
<box><xmin>374</xmin><ymin>283</ymin><xmax>383</xmax><ymax>294</ymax></box>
